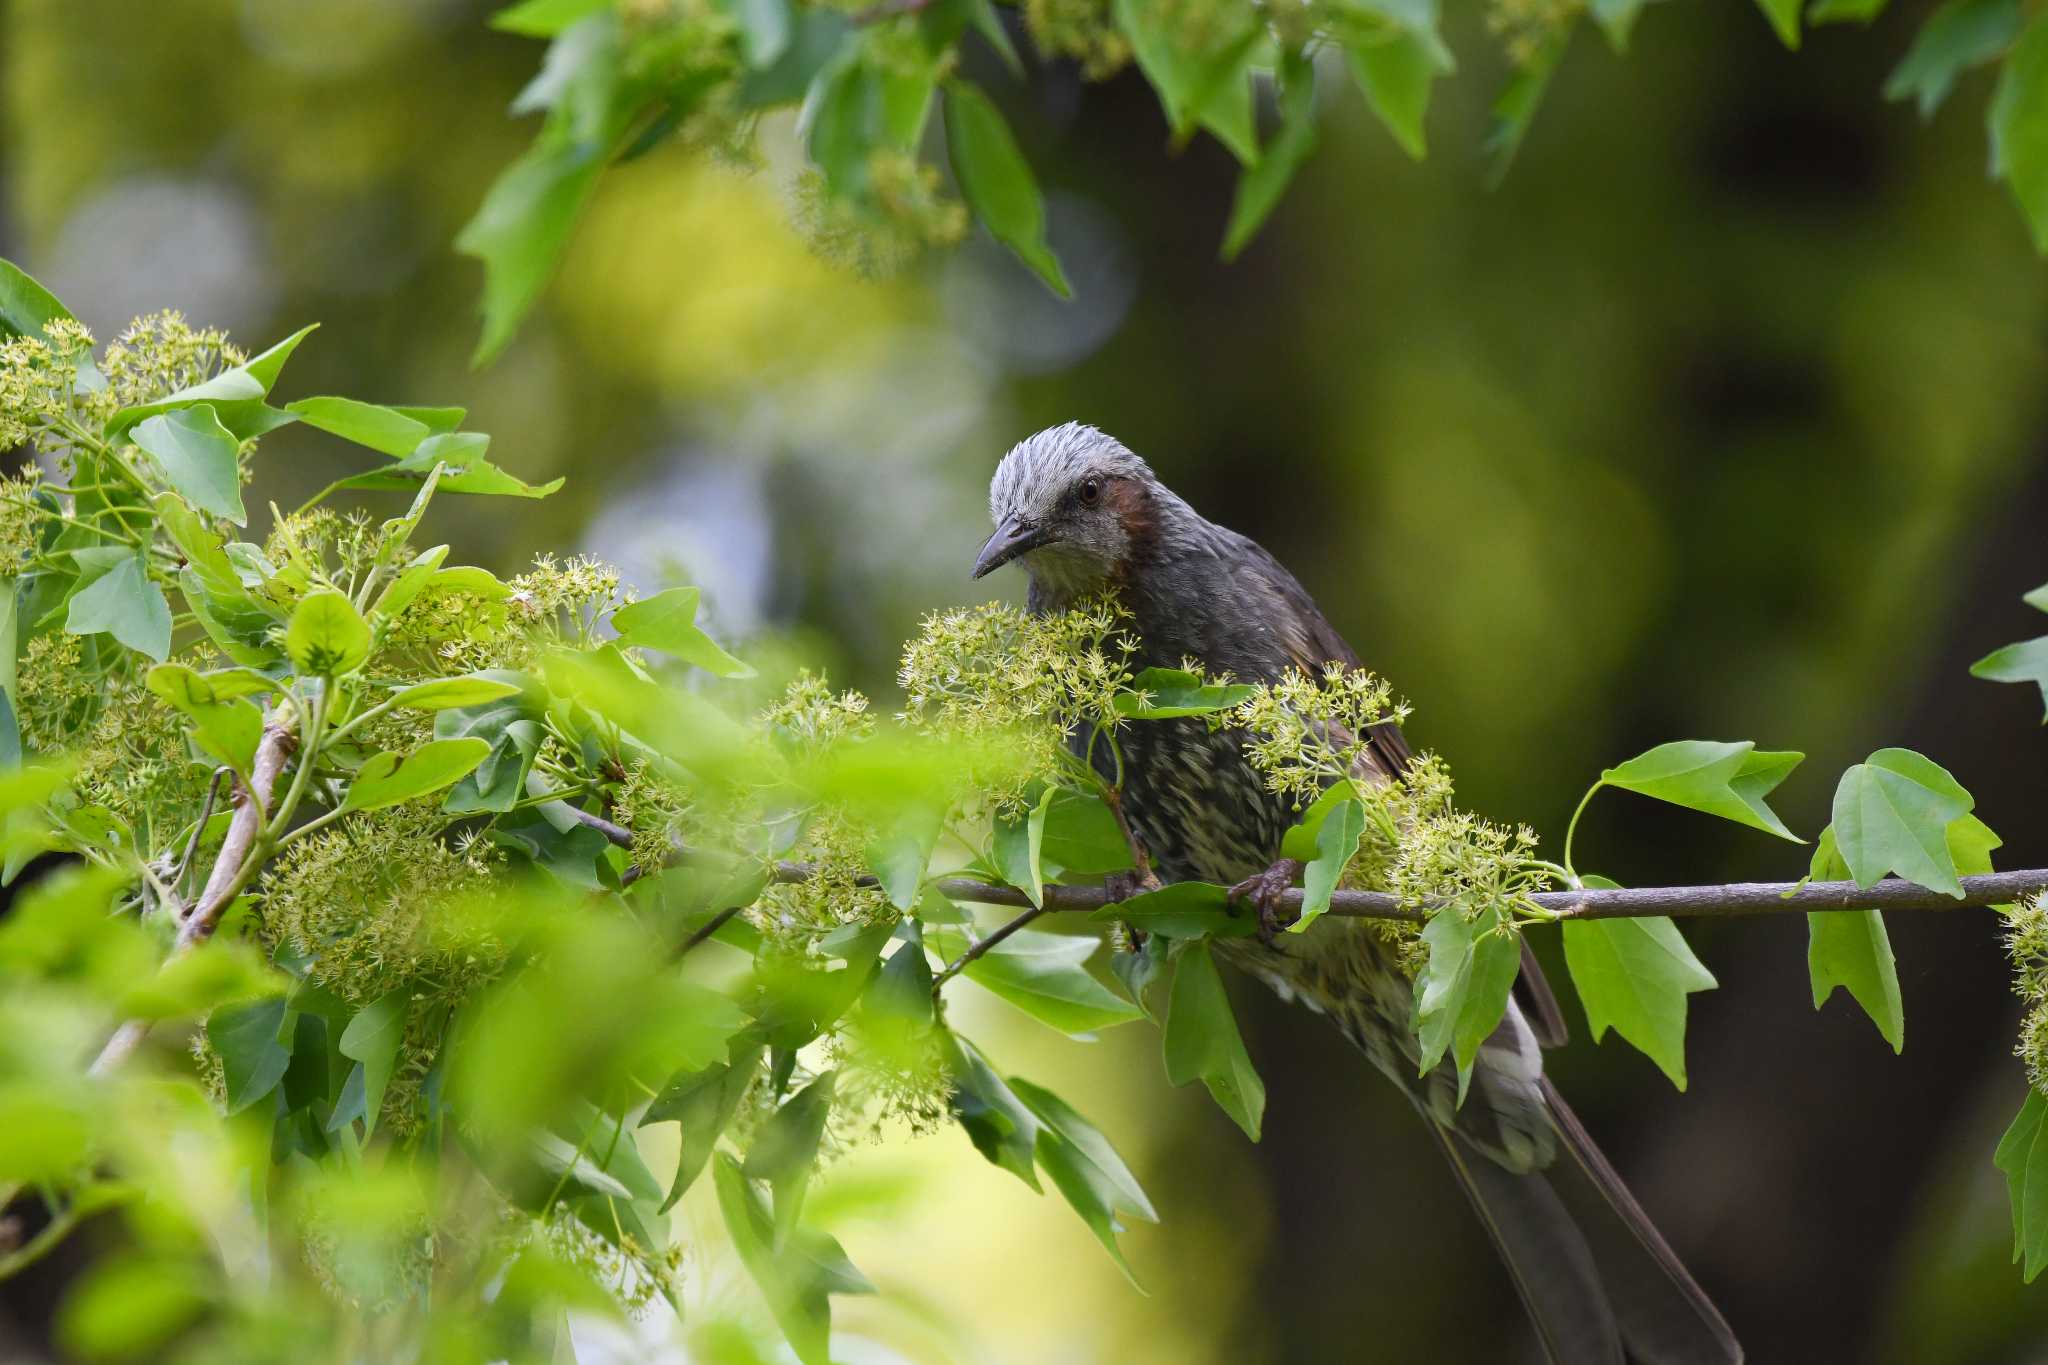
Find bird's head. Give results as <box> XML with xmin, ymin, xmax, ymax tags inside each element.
<box><xmin>972</xmin><ymin>422</ymin><xmax>1157</xmax><ymax>591</ymax></box>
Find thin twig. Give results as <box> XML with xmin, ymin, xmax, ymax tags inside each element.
<box><xmin>172</xmin><ymin>766</ymin><xmax>233</xmax><ymax>899</ymax></box>
<box><xmin>674</xmin><ymin>906</ymin><xmax>742</xmax><ymax>959</ymax></box>
<box><xmin>89</xmin><ymin>721</ymin><xmax>299</xmax><ymax>1077</ymax></box>
<box><xmin>748</xmin><ymin>863</ymin><xmax>2048</xmax><ymax>921</ymax></box>
<box><xmin>931</xmin><ymin>905</ymin><xmax>1047</xmax><ymax>994</ymax></box>
<box><xmin>567</xmin><ymin>806</ymin><xmax>634</xmax><ymax>850</ymax></box>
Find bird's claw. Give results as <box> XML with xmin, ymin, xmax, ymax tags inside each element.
<box><xmin>1229</xmin><ymin>859</ymin><xmax>1305</xmax><ymax>946</ymax></box>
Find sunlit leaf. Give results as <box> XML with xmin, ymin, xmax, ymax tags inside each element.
<box><xmin>1993</xmin><ymin>18</ymin><xmax>2048</xmax><ymax>254</ymax></box>
<box><xmin>285</xmin><ymin>396</ymin><xmax>432</xmax><ymax>456</ymax></box>
<box><xmin>339</xmin><ymin>990</ymin><xmax>409</xmax><ymax>1136</ymax></box>
<box><xmin>1345</xmin><ymin>29</ymin><xmax>1449</xmax><ymax>160</ymax></box>
<box><xmin>65</xmin><ymin>554</ymin><xmax>171</xmax><ymax>663</ymax></box>
<box><xmin>1092</xmin><ymin>880</ymin><xmax>1251</xmax><ymax>939</ymax></box>
<box><xmin>1294</xmin><ymin>797</ymin><xmax>1363</xmax><ymax>934</ymax></box>
<box><xmin>943</xmin><ymin>81</ymin><xmax>1069</xmax><ymax>295</ymax></box>
<box><xmin>1998</xmin><ymin>1087</ymin><xmax>2048</xmax><ymax>1282</ymax></box>
<box><xmin>1561</xmin><ymin>877</ymin><xmax>1717</xmax><ymax>1089</ymax></box>
<box><xmin>285</xmin><ymin>589</ymin><xmax>372</xmax><ymax>676</ymax></box>
<box><xmin>744</xmin><ymin>1071</ymin><xmax>835</xmax><ymax>1243</ymax></box>
<box><xmin>611</xmin><ymin>585</ymin><xmax>753</xmax><ymax>676</ymax></box>
<box><xmin>386</xmin><ymin>675</ymin><xmax>525</xmax><ymax>712</ymax></box>
<box><xmin>132</xmin><ymin>404</ymin><xmax>246</xmax><ymax>524</ymax></box>
<box><xmin>1885</xmin><ymin>0</ymin><xmax>2021</xmax><ymax>117</ymax></box>
<box><xmin>1831</xmin><ymin>748</ymin><xmax>1973</xmax><ymax>896</ymax></box>
<box><xmin>208</xmin><ymin>996</ymin><xmax>294</xmax><ymax>1115</ymax></box>
<box><xmin>1805</xmin><ymin>826</ymin><xmax>1904</xmax><ymax>1052</ymax></box>
<box><xmin>343</xmin><ymin>739</ymin><xmax>493</xmax><ymax>812</ymax></box>
<box><xmin>1414</xmin><ymin>903</ymin><xmax>1522</xmax><ymax>1100</ymax></box>
<box><xmin>1599</xmin><ymin>739</ymin><xmax>1805</xmax><ymax>841</ymax></box>
<box><xmin>1114</xmin><ymin>667</ymin><xmax>1258</xmax><ymax>719</ymax></box>
<box><xmin>1163</xmin><ymin>939</ymin><xmax>1265</xmax><ymax>1140</ymax></box>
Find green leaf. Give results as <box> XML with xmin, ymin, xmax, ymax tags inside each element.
<box><xmin>1279</xmin><ymin>779</ymin><xmax>1362</xmax><ymax>862</ymax></box>
<box><xmin>106</xmin><ymin>325</ymin><xmax>317</xmax><ymax>438</ymax></box>
<box><xmin>1028</xmin><ymin>1122</ymin><xmax>1144</xmax><ymax>1285</ymax></box>
<box><xmin>714</xmin><ymin>1155</ymin><xmax>864</xmax><ymax>1365</ymax></box>
<box><xmin>1008</xmin><ymin>1076</ymin><xmax>1156</xmax><ymax>1224</ymax></box>
<box><xmin>387</xmin><ymin>675</ymin><xmax>525</xmax><ymax>712</ymax></box>
<box><xmin>458</xmin><ymin>137</ymin><xmax>609</xmax><ymax>366</ymax></box>
<box><xmin>946</xmin><ymin>1036</ymin><xmax>1042</xmax><ymax>1189</ymax></box>
<box><xmin>0</xmin><ymin>258</ymin><xmax>77</xmax><ymax>341</ymax></box>
<box><xmin>1039</xmin><ymin>789</ymin><xmax>1134</xmax><ymax>875</ymax></box>
<box><xmin>1754</xmin><ymin>0</ymin><xmax>1802</xmax><ymax>47</ymax></box>
<box><xmin>437</xmin><ymin>672</ymin><xmax>547</xmax><ymax>813</ymax></box>
<box><xmin>1588</xmin><ymin>0</ymin><xmax>1646</xmax><ymax>47</ymax></box>
<box><xmin>1971</xmin><ymin>635</ymin><xmax>2048</xmax><ymax>717</ymax></box>
<box><xmin>145</xmin><ymin>664</ymin><xmax>264</xmax><ymax>772</ymax></box>
<box><xmin>343</xmin><ymin>738</ymin><xmax>492</xmax><ymax>812</ymax></box>
<box><xmin>739</xmin><ymin>5</ymin><xmax>851</xmax><ymax>106</ymax></box>
<box><xmin>1293</xmin><ymin>797</ymin><xmax>1363</xmax><ymax>934</ymax></box>
<box><xmin>1345</xmin><ymin>30</ymin><xmax>1449</xmax><ymax>160</ymax></box>
<box><xmin>645</xmin><ymin>1037</ymin><xmax>763</xmax><ymax>1211</ymax></box>
<box><xmin>1562</xmin><ymin>880</ymin><xmax>1717</xmax><ymax>1089</ymax></box>
<box><xmin>208</xmin><ymin>996</ymin><xmax>294</xmax><ymax>1115</ymax></box>
<box><xmin>1805</xmin><ymin>826</ymin><xmax>1904</xmax><ymax>1052</ymax></box>
<box><xmin>1223</xmin><ymin>51</ymin><xmax>1319</xmax><ymax>260</ymax></box>
<box><xmin>119</xmin><ymin>940</ymin><xmax>284</xmax><ymax>1020</ymax></box>
<box><xmin>372</xmin><ymin>545</ymin><xmax>450</xmax><ymax>620</ymax></box>
<box><xmin>1413</xmin><ymin>904</ymin><xmax>1522</xmax><ymax>1101</ymax></box>
<box><xmin>492</xmin><ymin>0</ymin><xmax>611</xmax><ymax>36</ymax></box>
<box><xmin>1885</xmin><ymin>0</ymin><xmax>2021</xmax><ymax>118</ymax></box>
<box><xmin>726</xmin><ymin>0</ymin><xmax>794</xmax><ymax>67</ymax></box>
<box><xmin>56</xmin><ymin>1255</ymin><xmax>211</xmax><ymax>1364</ymax></box>
<box><xmin>131</xmin><ymin>405</ymin><xmax>246</xmax><ymax>524</ymax></box>
<box><xmin>1992</xmin><ymin>17</ymin><xmax>2048</xmax><ymax>253</ymax></box>
<box><xmin>1113</xmin><ymin>0</ymin><xmax>1262</xmax><ymax>163</ymax></box>
<box><xmin>65</xmin><ymin>554</ymin><xmax>171</xmax><ymax>662</ymax></box>
<box><xmin>284</xmin><ymin>396</ymin><xmax>432</xmax><ymax>456</ymax></box>
<box><xmin>866</xmin><ymin>804</ymin><xmax>940</xmax><ymax>912</ymax></box>
<box><xmin>1808</xmin><ymin>0</ymin><xmax>1888</xmax><ymax>26</ymax></box>
<box><xmin>611</xmin><ymin>585</ymin><xmax>753</xmax><ymax>676</ymax></box>
<box><xmin>285</xmin><ymin>589</ymin><xmax>372</xmax><ymax>676</ymax></box>
<box><xmin>1162</xmin><ymin>939</ymin><xmax>1265</xmax><ymax>1140</ymax></box>
<box><xmin>1113</xmin><ymin>667</ymin><xmax>1259</xmax><ymax>719</ymax></box>
<box><xmin>937</xmin><ymin>926</ymin><xmax>1144</xmax><ymax>1035</ymax></box>
<box><xmin>743</xmin><ymin>1071</ymin><xmax>835</xmax><ymax>1243</ymax></box>
<box><xmin>1831</xmin><ymin>748</ymin><xmax>1974</xmax><ymax>896</ymax></box>
<box><xmin>339</xmin><ymin>991</ymin><xmax>408</xmax><ymax>1136</ymax></box>
<box><xmin>1485</xmin><ymin>21</ymin><xmax>1574</xmax><ymax>185</ymax></box>
<box><xmin>943</xmin><ymin>82</ymin><xmax>1069</xmax><ymax>295</ymax></box>
<box><xmin>1599</xmin><ymin>739</ymin><xmax>1805</xmax><ymax>841</ymax></box>
<box><xmin>1091</xmin><ymin>880</ymin><xmax>1251</xmax><ymax>938</ymax></box>
<box><xmin>992</xmin><ymin>786</ymin><xmax>1053</xmax><ymax>907</ymax></box>
<box><xmin>806</xmin><ymin>56</ymin><xmax>935</xmax><ymax>196</ymax></box>
<box><xmin>861</xmin><ymin>937</ymin><xmax>936</xmax><ymax>1061</ymax></box>
<box><xmin>1998</xmin><ymin>1087</ymin><xmax>2048</xmax><ymax>1282</ymax></box>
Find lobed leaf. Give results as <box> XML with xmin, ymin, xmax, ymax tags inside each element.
<box><xmin>1561</xmin><ymin>878</ymin><xmax>1717</xmax><ymax>1089</ymax></box>
<box><xmin>1830</xmin><ymin>748</ymin><xmax>1973</xmax><ymax>896</ymax></box>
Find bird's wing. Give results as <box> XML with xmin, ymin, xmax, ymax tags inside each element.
<box><xmin>1233</xmin><ymin>533</ymin><xmax>1415</xmax><ymax>780</ymax></box>
<box><xmin>1235</xmin><ymin>532</ymin><xmax>1570</xmax><ymax>1044</ymax></box>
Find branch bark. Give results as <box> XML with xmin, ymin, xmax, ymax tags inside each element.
<box><xmin>89</xmin><ymin>719</ymin><xmax>298</xmax><ymax>1078</ymax></box>
<box><xmin>576</xmin><ymin>802</ymin><xmax>2048</xmax><ymax>924</ymax></box>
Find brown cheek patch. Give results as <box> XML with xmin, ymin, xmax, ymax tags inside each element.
<box><xmin>1108</xmin><ymin>478</ymin><xmax>1157</xmax><ymax>556</ymax></box>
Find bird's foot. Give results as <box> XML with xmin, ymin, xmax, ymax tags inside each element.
<box><xmin>1229</xmin><ymin>858</ymin><xmax>1305</xmax><ymax>946</ymax></box>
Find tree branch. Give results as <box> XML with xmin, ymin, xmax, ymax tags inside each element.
<box><xmin>761</xmin><ymin>862</ymin><xmax>2048</xmax><ymax>920</ymax></box>
<box><xmin>89</xmin><ymin>720</ymin><xmax>299</xmax><ymax>1077</ymax></box>
<box><xmin>931</xmin><ymin>905</ymin><xmax>1047</xmax><ymax>994</ymax></box>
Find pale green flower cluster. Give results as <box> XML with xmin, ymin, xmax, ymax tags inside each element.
<box><xmin>1227</xmin><ymin>661</ymin><xmax>1412</xmax><ymax>808</ymax></box>
<box><xmin>898</xmin><ymin>598</ymin><xmax>1135</xmax><ymax>810</ymax></box>
<box><xmin>2007</xmin><ymin>894</ymin><xmax>2048</xmax><ymax>1093</ymax></box>
<box><xmin>1024</xmin><ymin>0</ymin><xmax>1132</xmax><ymax>77</ymax></box>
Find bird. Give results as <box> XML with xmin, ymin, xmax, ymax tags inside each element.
<box><xmin>970</xmin><ymin>421</ymin><xmax>1742</xmax><ymax>1365</ymax></box>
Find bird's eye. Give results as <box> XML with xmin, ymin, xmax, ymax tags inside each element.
<box><xmin>1078</xmin><ymin>478</ymin><xmax>1102</xmax><ymax>505</ymax></box>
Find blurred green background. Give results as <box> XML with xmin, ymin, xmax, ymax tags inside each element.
<box><xmin>7</xmin><ymin>0</ymin><xmax>2048</xmax><ymax>1360</ymax></box>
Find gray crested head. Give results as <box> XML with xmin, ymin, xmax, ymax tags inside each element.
<box><xmin>971</xmin><ymin>422</ymin><xmax>1162</xmax><ymax>592</ymax></box>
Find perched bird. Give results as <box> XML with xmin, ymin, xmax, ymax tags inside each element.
<box><xmin>972</xmin><ymin>422</ymin><xmax>1741</xmax><ymax>1365</ymax></box>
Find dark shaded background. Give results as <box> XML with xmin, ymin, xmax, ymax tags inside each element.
<box><xmin>5</xmin><ymin>0</ymin><xmax>2048</xmax><ymax>1360</ymax></box>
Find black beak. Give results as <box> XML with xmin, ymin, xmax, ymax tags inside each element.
<box><xmin>971</xmin><ymin>515</ymin><xmax>1053</xmax><ymax>579</ymax></box>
